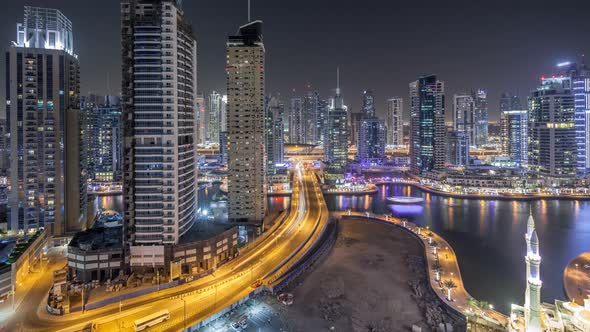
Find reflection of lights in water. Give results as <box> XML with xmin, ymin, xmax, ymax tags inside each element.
<box><xmin>390</xmin><ymin>204</ymin><xmax>423</xmax><ymax>215</ymax></box>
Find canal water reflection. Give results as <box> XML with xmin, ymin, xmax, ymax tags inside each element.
<box><xmin>325</xmin><ymin>183</ymin><xmax>590</xmax><ymax>314</ymax></box>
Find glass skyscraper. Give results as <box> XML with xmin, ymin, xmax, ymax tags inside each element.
<box><xmin>409</xmin><ymin>75</ymin><xmax>445</xmax><ymax>175</ymax></box>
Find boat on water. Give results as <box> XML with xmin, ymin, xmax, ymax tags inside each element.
<box><xmin>94</xmin><ymin>210</ymin><xmax>123</xmax><ymax>228</ymax></box>
<box><xmin>387</xmin><ymin>196</ymin><xmax>424</xmax><ymax>204</ymax></box>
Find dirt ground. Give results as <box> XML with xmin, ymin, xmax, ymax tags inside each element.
<box><xmin>273</xmin><ymin>218</ymin><xmax>429</xmax><ymax>332</ymax></box>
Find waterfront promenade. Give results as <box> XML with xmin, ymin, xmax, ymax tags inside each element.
<box><xmin>333</xmin><ymin>211</ymin><xmax>509</xmax><ymax>330</ymax></box>
<box><xmin>372</xmin><ymin>179</ymin><xmax>590</xmax><ymax>201</ymax></box>
<box><xmin>564</xmin><ymin>251</ymin><xmax>590</xmax><ymax>305</ymax></box>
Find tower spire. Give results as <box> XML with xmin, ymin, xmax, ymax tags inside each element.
<box><xmin>248</xmin><ymin>0</ymin><xmax>251</xmax><ymax>22</ymax></box>
<box><xmin>336</xmin><ymin>66</ymin><xmax>340</xmax><ymax>96</ymax></box>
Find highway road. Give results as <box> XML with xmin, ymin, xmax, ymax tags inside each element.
<box><xmin>6</xmin><ymin>164</ymin><xmax>328</xmax><ymax>332</ymax></box>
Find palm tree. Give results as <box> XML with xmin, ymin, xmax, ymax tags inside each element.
<box><xmin>444</xmin><ymin>279</ymin><xmax>457</xmax><ymax>301</ymax></box>
<box><xmin>432</xmin><ymin>261</ymin><xmax>442</xmax><ymax>281</ymax></box>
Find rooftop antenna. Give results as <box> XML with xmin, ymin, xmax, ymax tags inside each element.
<box><xmin>248</xmin><ymin>0</ymin><xmax>251</xmax><ymax>22</ymax></box>
<box><xmin>336</xmin><ymin>66</ymin><xmax>340</xmax><ymax>95</ymax></box>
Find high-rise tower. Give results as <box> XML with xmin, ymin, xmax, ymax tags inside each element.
<box><xmin>325</xmin><ymin>68</ymin><xmax>349</xmax><ymax>173</ymax></box>
<box><xmin>6</xmin><ymin>6</ymin><xmax>87</xmax><ymax>236</ymax></box>
<box><xmin>472</xmin><ymin>89</ymin><xmax>488</xmax><ymax>147</ymax></box>
<box><xmin>528</xmin><ymin>76</ymin><xmax>576</xmax><ymax>185</ymax></box>
<box><xmin>121</xmin><ymin>0</ymin><xmax>198</xmax><ymax>266</ymax></box>
<box><xmin>409</xmin><ymin>75</ymin><xmax>445</xmax><ymax>175</ymax></box>
<box><xmin>226</xmin><ymin>20</ymin><xmax>267</xmax><ymax>223</ymax></box>
<box><xmin>208</xmin><ymin>91</ymin><xmax>223</xmax><ymax>144</ymax></box>
<box><xmin>386</xmin><ymin>97</ymin><xmax>403</xmax><ymax>147</ymax></box>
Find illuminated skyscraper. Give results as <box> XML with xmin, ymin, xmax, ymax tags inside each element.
<box><xmin>409</xmin><ymin>75</ymin><xmax>445</xmax><ymax>175</ymax></box>
<box><xmin>528</xmin><ymin>76</ymin><xmax>576</xmax><ymax>184</ymax></box>
<box><xmin>452</xmin><ymin>93</ymin><xmax>474</xmax><ymax>144</ymax></box>
<box><xmin>501</xmin><ymin>110</ymin><xmax>528</xmax><ymax>165</ymax></box>
<box><xmin>325</xmin><ymin>69</ymin><xmax>348</xmax><ymax>173</ymax></box>
<box><xmin>386</xmin><ymin>97</ymin><xmax>403</xmax><ymax>146</ymax></box>
<box><xmin>121</xmin><ymin>0</ymin><xmax>198</xmax><ymax>259</ymax></box>
<box><xmin>558</xmin><ymin>60</ymin><xmax>590</xmax><ymax>176</ymax></box>
<box><xmin>472</xmin><ymin>89</ymin><xmax>488</xmax><ymax>147</ymax></box>
<box><xmin>6</xmin><ymin>6</ymin><xmax>87</xmax><ymax>235</ymax></box>
<box><xmin>266</xmin><ymin>96</ymin><xmax>284</xmax><ymax>175</ymax></box>
<box><xmin>226</xmin><ymin>20</ymin><xmax>266</xmax><ymax>223</ymax></box>
<box><xmin>289</xmin><ymin>97</ymin><xmax>303</xmax><ymax>144</ymax></box>
<box><xmin>208</xmin><ymin>91</ymin><xmax>223</xmax><ymax>144</ymax></box>
<box><xmin>357</xmin><ymin>90</ymin><xmax>385</xmax><ymax>166</ymax></box>
<box><xmin>303</xmin><ymin>90</ymin><xmax>320</xmax><ymax>144</ymax></box>
<box><xmin>86</xmin><ymin>96</ymin><xmax>122</xmax><ymax>182</ymax></box>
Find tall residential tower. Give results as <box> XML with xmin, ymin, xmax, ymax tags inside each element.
<box><xmin>121</xmin><ymin>0</ymin><xmax>198</xmax><ymax>268</ymax></box>
<box><xmin>226</xmin><ymin>20</ymin><xmax>267</xmax><ymax>223</ymax></box>
<box><xmin>386</xmin><ymin>97</ymin><xmax>403</xmax><ymax>147</ymax></box>
<box><xmin>6</xmin><ymin>6</ymin><xmax>87</xmax><ymax>235</ymax></box>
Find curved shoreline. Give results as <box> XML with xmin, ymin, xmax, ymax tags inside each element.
<box><xmin>374</xmin><ymin>181</ymin><xmax>590</xmax><ymax>201</ymax></box>
<box><xmin>335</xmin><ymin>211</ymin><xmax>509</xmax><ymax>330</ymax></box>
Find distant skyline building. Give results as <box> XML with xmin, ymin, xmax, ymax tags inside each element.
<box><xmin>86</xmin><ymin>95</ymin><xmax>122</xmax><ymax>182</ymax></box>
<box><xmin>349</xmin><ymin>112</ymin><xmax>363</xmax><ymax>148</ymax></box>
<box><xmin>447</xmin><ymin>131</ymin><xmax>469</xmax><ymax>166</ymax></box>
<box><xmin>386</xmin><ymin>97</ymin><xmax>403</xmax><ymax>147</ymax></box>
<box><xmin>361</xmin><ymin>90</ymin><xmax>376</xmax><ymax>118</ymax></box>
<box><xmin>501</xmin><ymin>110</ymin><xmax>528</xmax><ymax>165</ymax></box>
<box><xmin>452</xmin><ymin>93</ymin><xmax>474</xmax><ymax>145</ymax></box>
<box><xmin>357</xmin><ymin>118</ymin><xmax>386</xmax><ymax>166</ymax></box>
<box><xmin>121</xmin><ymin>0</ymin><xmax>198</xmax><ymax>266</ymax></box>
<box><xmin>317</xmin><ymin>99</ymin><xmax>329</xmax><ymax>146</ymax></box>
<box><xmin>528</xmin><ymin>76</ymin><xmax>576</xmax><ymax>184</ymax></box>
<box><xmin>409</xmin><ymin>75</ymin><xmax>446</xmax><ymax>175</ymax></box>
<box><xmin>325</xmin><ymin>69</ymin><xmax>348</xmax><ymax>173</ymax></box>
<box><xmin>6</xmin><ymin>6</ymin><xmax>87</xmax><ymax>235</ymax></box>
<box><xmin>303</xmin><ymin>90</ymin><xmax>320</xmax><ymax>145</ymax></box>
<box><xmin>289</xmin><ymin>97</ymin><xmax>303</xmax><ymax>144</ymax></box>
<box><xmin>357</xmin><ymin>90</ymin><xmax>385</xmax><ymax>165</ymax></box>
<box><xmin>499</xmin><ymin>92</ymin><xmax>522</xmax><ymax>115</ymax></box>
<box><xmin>226</xmin><ymin>20</ymin><xmax>267</xmax><ymax>223</ymax></box>
<box><xmin>208</xmin><ymin>91</ymin><xmax>223</xmax><ymax>144</ymax></box>
<box><xmin>472</xmin><ymin>89</ymin><xmax>488</xmax><ymax>147</ymax></box>
<box><xmin>196</xmin><ymin>94</ymin><xmax>206</xmax><ymax>145</ymax></box>
<box><xmin>266</xmin><ymin>96</ymin><xmax>285</xmax><ymax>174</ymax></box>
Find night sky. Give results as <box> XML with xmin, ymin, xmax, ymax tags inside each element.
<box><xmin>2</xmin><ymin>0</ymin><xmax>590</xmax><ymax>121</ymax></box>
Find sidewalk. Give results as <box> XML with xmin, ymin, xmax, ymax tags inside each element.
<box><xmin>334</xmin><ymin>211</ymin><xmax>509</xmax><ymax>329</ymax></box>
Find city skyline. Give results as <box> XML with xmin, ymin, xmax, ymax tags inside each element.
<box><xmin>2</xmin><ymin>0</ymin><xmax>590</xmax><ymax>121</ymax></box>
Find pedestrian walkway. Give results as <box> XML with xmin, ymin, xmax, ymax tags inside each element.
<box><xmin>333</xmin><ymin>211</ymin><xmax>509</xmax><ymax>330</ymax></box>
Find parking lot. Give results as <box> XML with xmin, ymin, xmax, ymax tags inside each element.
<box><xmin>198</xmin><ymin>296</ymin><xmax>288</xmax><ymax>332</ymax></box>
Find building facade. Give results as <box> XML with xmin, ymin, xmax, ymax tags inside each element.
<box><xmin>528</xmin><ymin>77</ymin><xmax>576</xmax><ymax>184</ymax></box>
<box><xmin>447</xmin><ymin>131</ymin><xmax>469</xmax><ymax>166</ymax></box>
<box><xmin>409</xmin><ymin>75</ymin><xmax>445</xmax><ymax>175</ymax></box>
<box><xmin>208</xmin><ymin>91</ymin><xmax>222</xmax><ymax>144</ymax></box>
<box><xmin>356</xmin><ymin>90</ymin><xmax>385</xmax><ymax>166</ymax></box>
<box><xmin>266</xmin><ymin>96</ymin><xmax>284</xmax><ymax>175</ymax></box>
<box><xmin>121</xmin><ymin>0</ymin><xmax>198</xmax><ymax>269</ymax></box>
<box><xmin>226</xmin><ymin>20</ymin><xmax>267</xmax><ymax>223</ymax></box>
<box><xmin>501</xmin><ymin>110</ymin><xmax>528</xmax><ymax>165</ymax></box>
<box><xmin>386</xmin><ymin>97</ymin><xmax>403</xmax><ymax>146</ymax></box>
<box><xmin>472</xmin><ymin>89</ymin><xmax>488</xmax><ymax>147</ymax></box>
<box><xmin>324</xmin><ymin>70</ymin><xmax>348</xmax><ymax>173</ymax></box>
<box><xmin>288</xmin><ymin>97</ymin><xmax>303</xmax><ymax>144</ymax></box>
<box><xmin>6</xmin><ymin>6</ymin><xmax>87</xmax><ymax>235</ymax></box>
<box><xmin>86</xmin><ymin>96</ymin><xmax>122</xmax><ymax>182</ymax></box>
<box><xmin>452</xmin><ymin>94</ymin><xmax>474</xmax><ymax>144</ymax></box>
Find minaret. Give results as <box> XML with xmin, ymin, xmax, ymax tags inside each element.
<box><xmin>524</xmin><ymin>209</ymin><xmax>542</xmax><ymax>331</ymax></box>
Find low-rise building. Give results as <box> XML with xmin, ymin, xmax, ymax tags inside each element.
<box><xmin>67</xmin><ymin>227</ymin><xmax>124</xmax><ymax>283</ymax></box>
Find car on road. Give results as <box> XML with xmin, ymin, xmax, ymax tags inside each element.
<box><xmin>229</xmin><ymin>322</ymin><xmax>242</xmax><ymax>331</ymax></box>
<box><xmin>237</xmin><ymin>315</ymin><xmax>249</xmax><ymax>329</ymax></box>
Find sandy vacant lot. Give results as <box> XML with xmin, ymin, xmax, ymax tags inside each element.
<box><xmin>272</xmin><ymin>218</ymin><xmax>447</xmax><ymax>332</ymax></box>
